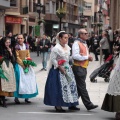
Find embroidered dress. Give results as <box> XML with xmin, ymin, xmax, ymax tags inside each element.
<box><xmin>44</xmin><ymin>43</ymin><xmax>79</xmax><ymax>107</ymax></box>
<box><xmin>102</xmin><ymin>55</ymin><xmax>120</xmax><ymax>112</ymax></box>
<box><xmin>14</xmin><ymin>43</ymin><xmax>38</xmax><ymax>98</ymax></box>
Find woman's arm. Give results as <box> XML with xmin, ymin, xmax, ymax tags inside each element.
<box><xmin>50</xmin><ymin>49</ymin><xmax>66</xmax><ymax>74</ymax></box>
<box><xmin>26</xmin><ymin>50</ymin><xmax>30</xmax><ymax>58</ymax></box>
<box><xmin>100</xmin><ymin>38</ymin><xmax>105</xmax><ymax>44</ymax></box>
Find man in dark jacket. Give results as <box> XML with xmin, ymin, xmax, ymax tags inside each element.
<box><xmin>93</xmin><ymin>34</ymin><xmax>99</xmax><ymax>61</ymax></box>
<box><xmin>7</xmin><ymin>32</ymin><xmax>16</xmax><ymax>48</ymax></box>
<box><xmin>39</xmin><ymin>34</ymin><xmax>51</xmax><ymax>71</ymax></box>
<box><xmin>68</xmin><ymin>33</ymin><xmax>74</xmax><ymax>55</ymax></box>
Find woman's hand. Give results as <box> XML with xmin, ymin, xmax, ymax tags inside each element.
<box><xmin>22</xmin><ymin>65</ymin><xmax>26</xmax><ymax>69</ymax></box>
<box><xmin>7</xmin><ymin>47</ymin><xmax>12</xmax><ymax>56</ymax></box>
<box><xmin>58</xmin><ymin>66</ymin><xmax>66</xmax><ymax>74</ymax></box>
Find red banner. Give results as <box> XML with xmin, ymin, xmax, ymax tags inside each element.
<box><xmin>5</xmin><ymin>16</ymin><xmax>22</xmax><ymax>24</ymax></box>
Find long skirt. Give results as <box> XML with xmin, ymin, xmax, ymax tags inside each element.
<box><xmin>0</xmin><ymin>61</ymin><xmax>16</xmax><ymax>97</ymax></box>
<box><xmin>14</xmin><ymin>63</ymin><xmax>38</xmax><ymax>98</ymax></box>
<box><xmin>44</xmin><ymin>67</ymin><xmax>79</xmax><ymax>107</ymax></box>
<box><xmin>101</xmin><ymin>94</ymin><xmax>120</xmax><ymax>112</ymax></box>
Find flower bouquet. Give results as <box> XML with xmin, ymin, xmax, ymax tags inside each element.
<box><xmin>23</xmin><ymin>57</ymin><xmax>37</xmax><ymax>73</ymax></box>
<box><xmin>58</xmin><ymin>60</ymin><xmax>72</xmax><ymax>83</ymax></box>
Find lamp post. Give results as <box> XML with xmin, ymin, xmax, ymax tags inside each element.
<box><xmin>98</xmin><ymin>6</ymin><xmax>102</xmax><ymax>35</ymax></box>
<box><xmin>36</xmin><ymin>0</ymin><xmax>44</xmax><ymax>25</ymax></box>
<box><xmin>80</xmin><ymin>12</ymin><xmax>85</xmax><ymax>28</ymax></box>
<box><xmin>59</xmin><ymin>0</ymin><xmax>63</xmax><ymax>31</ymax></box>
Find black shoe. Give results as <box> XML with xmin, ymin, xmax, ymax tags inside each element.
<box><xmin>69</xmin><ymin>106</ymin><xmax>80</xmax><ymax>111</ymax></box>
<box><xmin>1</xmin><ymin>96</ymin><xmax>7</xmax><ymax>108</ymax></box>
<box><xmin>2</xmin><ymin>102</ymin><xmax>7</xmax><ymax>108</ymax></box>
<box><xmin>87</xmin><ymin>105</ymin><xmax>98</xmax><ymax>110</ymax></box>
<box><xmin>55</xmin><ymin>107</ymin><xmax>66</xmax><ymax>112</ymax></box>
<box><xmin>14</xmin><ymin>98</ymin><xmax>21</xmax><ymax>104</ymax></box>
<box><xmin>116</xmin><ymin>112</ymin><xmax>120</xmax><ymax>120</ymax></box>
<box><xmin>40</xmin><ymin>68</ymin><xmax>44</xmax><ymax>71</ymax></box>
<box><xmin>25</xmin><ymin>99</ymin><xmax>31</xmax><ymax>103</ymax></box>
<box><xmin>44</xmin><ymin>68</ymin><xmax>47</xmax><ymax>71</ymax></box>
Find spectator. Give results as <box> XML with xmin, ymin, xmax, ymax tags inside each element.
<box><xmin>93</xmin><ymin>34</ymin><xmax>99</xmax><ymax>61</ymax></box>
<box><xmin>108</xmin><ymin>26</ymin><xmax>113</xmax><ymax>53</ymax></box>
<box><xmin>89</xmin><ymin>32</ymin><xmax>95</xmax><ymax>52</ymax></box>
<box><xmin>36</xmin><ymin>36</ymin><xmax>41</xmax><ymax>56</ymax></box>
<box><xmin>68</xmin><ymin>33</ymin><xmax>74</xmax><ymax>55</ymax></box>
<box><xmin>100</xmin><ymin>31</ymin><xmax>110</xmax><ymax>61</ymax></box>
<box><xmin>7</xmin><ymin>32</ymin><xmax>16</xmax><ymax>48</ymax></box>
<box><xmin>39</xmin><ymin>34</ymin><xmax>51</xmax><ymax>71</ymax></box>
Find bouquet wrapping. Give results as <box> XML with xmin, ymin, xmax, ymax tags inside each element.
<box><xmin>0</xmin><ymin>56</ymin><xmax>9</xmax><ymax>81</ymax></box>
<box><xmin>58</xmin><ymin>60</ymin><xmax>72</xmax><ymax>83</ymax></box>
<box><xmin>0</xmin><ymin>66</ymin><xmax>9</xmax><ymax>81</ymax></box>
<box><xmin>23</xmin><ymin>57</ymin><xmax>37</xmax><ymax>73</ymax></box>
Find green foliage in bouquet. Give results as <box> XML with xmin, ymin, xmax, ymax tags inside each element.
<box><xmin>0</xmin><ymin>66</ymin><xmax>9</xmax><ymax>81</ymax></box>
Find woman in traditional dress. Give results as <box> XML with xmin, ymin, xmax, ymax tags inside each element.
<box><xmin>101</xmin><ymin>55</ymin><xmax>120</xmax><ymax>119</ymax></box>
<box><xmin>0</xmin><ymin>37</ymin><xmax>16</xmax><ymax>107</ymax></box>
<box><xmin>14</xmin><ymin>34</ymin><xmax>38</xmax><ymax>104</ymax></box>
<box><xmin>44</xmin><ymin>31</ymin><xmax>79</xmax><ymax>112</ymax></box>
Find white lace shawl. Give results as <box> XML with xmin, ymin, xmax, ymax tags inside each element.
<box><xmin>48</xmin><ymin>43</ymin><xmax>71</xmax><ymax>73</ymax></box>
<box><xmin>19</xmin><ymin>43</ymin><xmax>26</xmax><ymax>50</ymax></box>
<box><xmin>107</xmin><ymin>55</ymin><xmax>120</xmax><ymax>96</ymax></box>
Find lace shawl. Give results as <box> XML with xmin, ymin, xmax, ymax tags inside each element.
<box><xmin>48</xmin><ymin>43</ymin><xmax>71</xmax><ymax>73</ymax></box>
<box><xmin>107</xmin><ymin>55</ymin><xmax>120</xmax><ymax>96</ymax></box>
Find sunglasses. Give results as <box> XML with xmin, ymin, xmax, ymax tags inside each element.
<box><xmin>81</xmin><ymin>33</ymin><xmax>88</xmax><ymax>35</ymax></box>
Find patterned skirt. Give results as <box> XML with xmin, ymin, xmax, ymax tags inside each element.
<box><xmin>44</xmin><ymin>66</ymin><xmax>79</xmax><ymax>107</ymax></box>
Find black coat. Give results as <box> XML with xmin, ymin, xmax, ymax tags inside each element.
<box><xmin>39</xmin><ymin>39</ymin><xmax>51</xmax><ymax>52</ymax></box>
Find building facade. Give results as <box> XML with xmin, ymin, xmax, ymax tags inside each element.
<box><xmin>5</xmin><ymin>0</ymin><xmax>45</xmax><ymax>36</ymax></box>
<box><xmin>0</xmin><ymin>0</ymin><xmax>10</xmax><ymax>36</ymax></box>
<box><xmin>110</xmin><ymin>0</ymin><xmax>120</xmax><ymax>31</ymax></box>
<box><xmin>82</xmin><ymin>0</ymin><xmax>95</xmax><ymax>34</ymax></box>
<box><xmin>44</xmin><ymin>0</ymin><xmax>82</xmax><ymax>36</ymax></box>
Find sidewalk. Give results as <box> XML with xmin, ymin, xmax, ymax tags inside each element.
<box><xmin>33</xmin><ymin>53</ymin><xmax>109</xmax><ymax>107</ymax></box>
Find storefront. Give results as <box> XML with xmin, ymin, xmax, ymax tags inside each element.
<box><xmin>5</xmin><ymin>16</ymin><xmax>22</xmax><ymax>35</ymax></box>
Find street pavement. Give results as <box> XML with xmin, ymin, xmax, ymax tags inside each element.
<box><xmin>0</xmin><ymin>52</ymin><xmax>115</xmax><ymax>120</ymax></box>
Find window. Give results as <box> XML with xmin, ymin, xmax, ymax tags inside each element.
<box><xmin>85</xmin><ymin>2</ymin><xmax>92</xmax><ymax>10</ymax></box>
<box><xmin>10</xmin><ymin>0</ymin><xmax>17</xmax><ymax>6</ymax></box>
<box><xmin>29</xmin><ymin>0</ymin><xmax>32</xmax><ymax>12</ymax></box>
<box><xmin>46</xmin><ymin>3</ymin><xmax>50</xmax><ymax>13</ymax></box>
<box><xmin>52</xmin><ymin>2</ymin><xmax>56</xmax><ymax>14</ymax></box>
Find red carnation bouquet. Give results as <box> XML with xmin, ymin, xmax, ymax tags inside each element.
<box><xmin>58</xmin><ymin>59</ymin><xmax>72</xmax><ymax>82</ymax></box>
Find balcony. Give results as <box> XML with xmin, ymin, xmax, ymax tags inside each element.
<box><xmin>83</xmin><ymin>9</ymin><xmax>92</xmax><ymax>16</ymax></box>
<box><xmin>0</xmin><ymin>0</ymin><xmax>10</xmax><ymax>9</ymax></box>
<box><xmin>20</xmin><ymin>6</ymin><xmax>28</xmax><ymax>14</ymax></box>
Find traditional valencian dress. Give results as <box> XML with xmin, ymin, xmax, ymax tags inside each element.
<box><xmin>14</xmin><ymin>43</ymin><xmax>38</xmax><ymax>98</ymax></box>
<box><xmin>0</xmin><ymin>49</ymin><xmax>16</xmax><ymax>97</ymax></box>
<box><xmin>44</xmin><ymin>43</ymin><xmax>79</xmax><ymax>107</ymax></box>
<box><xmin>102</xmin><ymin>55</ymin><xmax>120</xmax><ymax>112</ymax></box>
